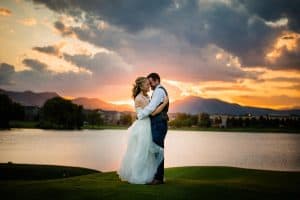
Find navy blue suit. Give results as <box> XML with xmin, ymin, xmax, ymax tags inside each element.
<box><xmin>150</xmin><ymin>86</ymin><xmax>169</xmax><ymax>181</ymax></box>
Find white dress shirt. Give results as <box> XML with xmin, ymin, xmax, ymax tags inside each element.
<box><xmin>137</xmin><ymin>84</ymin><xmax>167</xmax><ymax>120</ymax></box>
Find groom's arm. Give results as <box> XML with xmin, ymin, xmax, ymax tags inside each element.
<box><xmin>137</xmin><ymin>88</ymin><xmax>165</xmax><ymax>120</ymax></box>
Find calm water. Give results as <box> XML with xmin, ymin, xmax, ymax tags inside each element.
<box><xmin>0</xmin><ymin>128</ymin><xmax>299</xmax><ymax>172</ymax></box>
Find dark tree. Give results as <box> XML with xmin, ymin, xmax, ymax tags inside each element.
<box><xmin>119</xmin><ymin>113</ymin><xmax>132</xmax><ymax>126</ymax></box>
<box><xmin>0</xmin><ymin>94</ymin><xmax>13</xmax><ymax>129</ymax></box>
<box><xmin>38</xmin><ymin>97</ymin><xmax>84</xmax><ymax>129</ymax></box>
<box><xmin>0</xmin><ymin>94</ymin><xmax>24</xmax><ymax>129</ymax></box>
<box><xmin>85</xmin><ymin>110</ymin><xmax>104</xmax><ymax>126</ymax></box>
<box><xmin>169</xmin><ymin>113</ymin><xmax>199</xmax><ymax>128</ymax></box>
<box><xmin>11</xmin><ymin>102</ymin><xmax>25</xmax><ymax>121</ymax></box>
<box><xmin>198</xmin><ymin>112</ymin><xmax>211</xmax><ymax>128</ymax></box>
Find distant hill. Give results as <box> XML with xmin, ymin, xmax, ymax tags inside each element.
<box><xmin>0</xmin><ymin>88</ymin><xmax>133</xmax><ymax>112</ymax></box>
<box><xmin>72</xmin><ymin>97</ymin><xmax>133</xmax><ymax>112</ymax></box>
<box><xmin>170</xmin><ymin>96</ymin><xmax>300</xmax><ymax>115</ymax></box>
<box><xmin>0</xmin><ymin>88</ymin><xmax>59</xmax><ymax>107</ymax></box>
<box><xmin>1</xmin><ymin>88</ymin><xmax>299</xmax><ymax>115</ymax></box>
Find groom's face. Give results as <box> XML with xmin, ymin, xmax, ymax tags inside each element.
<box><xmin>148</xmin><ymin>77</ymin><xmax>159</xmax><ymax>90</ymax></box>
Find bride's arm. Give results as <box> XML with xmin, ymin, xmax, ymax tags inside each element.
<box><xmin>151</xmin><ymin>96</ymin><xmax>169</xmax><ymax>116</ymax></box>
<box><xmin>137</xmin><ymin>89</ymin><xmax>165</xmax><ymax>119</ymax></box>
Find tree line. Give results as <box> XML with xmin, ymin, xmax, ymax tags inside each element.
<box><xmin>169</xmin><ymin>113</ymin><xmax>211</xmax><ymax>128</ymax></box>
<box><xmin>0</xmin><ymin>94</ymin><xmax>132</xmax><ymax>129</ymax></box>
<box><xmin>169</xmin><ymin>113</ymin><xmax>300</xmax><ymax>129</ymax></box>
<box><xmin>1</xmin><ymin>93</ymin><xmax>299</xmax><ymax>130</ymax></box>
<box><xmin>0</xmin><ymin>94</ymin><xmax>24</xmax><ymax>129</ymax></box>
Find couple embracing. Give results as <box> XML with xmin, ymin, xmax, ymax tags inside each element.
<box><xmin>117</xmin><ymin>72</ymin><xmax>169</xmax><ymax>185</ymax></box>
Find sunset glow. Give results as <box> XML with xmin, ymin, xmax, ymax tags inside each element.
<box><xmin>1</xmin><ymin>0</ymin><xmax>300</xmax><ymax>110</ymax></box>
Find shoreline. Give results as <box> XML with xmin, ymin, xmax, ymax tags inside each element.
<box><xmin>4</xmin><ymin>121</ymin><xmax>300</xmax><ymax>133</ymax></box>
<box><xmin>84</xmin><ymin>125</ymin><xmax>300</xmax><ymax>133</ymax></box>
<box><xmin>1</xmin><ymin>162</ymin><xmax>300</xmax><ymax>174</ymax></box>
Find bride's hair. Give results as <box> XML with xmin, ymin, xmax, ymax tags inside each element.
<box><xmin>132</xmin><ymin>77</ymin><xmax>147</xmax><ymax>99</ymax></box>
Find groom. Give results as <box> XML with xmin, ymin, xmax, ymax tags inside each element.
<box><xmin>137</xmin><ymin>72</ymin><xmax>169</xmax><ymax>185</ymax></box>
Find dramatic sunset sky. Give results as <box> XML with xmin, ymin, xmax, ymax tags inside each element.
<box><xmin>0</xmin><ymin>0</ymin><xmax>300</xmax><ymax>109</ymax></box>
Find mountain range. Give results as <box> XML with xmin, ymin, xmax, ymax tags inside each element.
<box><xmin>71</xmin><ymin>97</ymin><xmax>132</xmax><ymax>111</ymax></box>
<box><xmin>0</xmin><ymin>88</ymin><xmax>59</xmax><ymax>107</ymax></box>
<box><xmin>0</xmin><ymin>88</ymin><xmax>132</xmax><ymax>112</ymax></box>
<box><xmin>1</xmin><ymin>88</ymin><xmax>299</xmax><ymax>115</ymax></box>
<box><xmin>170</xmin><ymin>96</ymin><xmax>300</xmax><ymax>115</ymax></box>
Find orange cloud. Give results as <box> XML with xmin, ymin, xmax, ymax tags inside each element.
<box><xmin>232</xmin><ymin>95</ymin><xmax>300</xmax><ymax>110</ymax></box>
<box><xmin>0</xmin><ymin>8</ymin><xmax>12</xmax><ymax>16</ymax></box>
<box><xmin>161</xmin><ymin>68</ymin><xmax>300</xmax><ymax>109</ymax></box>
<box><xmin>266</xmin><ymin>31</ymin><xmax>300</xmax><ymax>62</ymax></box>
<box><xmin>19</xmin><ymin>47</ymin><xmax>92</xmax><ymax>74</ymax></box>
<box><xmin>18</xmin><ymin>18</ymin><xmax>37</xmax><ymax>26</ymax></box>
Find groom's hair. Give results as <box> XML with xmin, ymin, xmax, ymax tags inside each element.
<box><xmin>147</xmin><ymin>73</ymin><xmax>160</xmax><ymax>83</ymax></box>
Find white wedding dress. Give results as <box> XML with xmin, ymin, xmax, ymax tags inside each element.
<box><xmin>117</xmin><ymin>93</ymin><xmax>164</xmax><ymax>184</ymax></box>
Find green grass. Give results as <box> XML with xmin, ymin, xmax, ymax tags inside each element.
<box><xmin>1</xmin><ymin>163</ymin><xmax>299</xmax><ymax>200</ymax></box>
<box><xmin>0</xmin><ymin>163</ymin><xmax>99</xmax><ymax>180</ymax></box>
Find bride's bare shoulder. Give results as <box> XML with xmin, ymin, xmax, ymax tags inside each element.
<box><xmin>134</xmin><ymin>93</ymin><xmax>146</xmax><ymax>108</ymax></box>
<box><xmin>134</xmin><ymin>93</ymin><xmax>142</xmax><ymax>103</ymax></box>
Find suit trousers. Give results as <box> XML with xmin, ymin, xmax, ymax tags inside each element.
<box><xmin>150</xmin><ymin>114</ymin><xmax>168</xmax><ymax>181</ymax></box>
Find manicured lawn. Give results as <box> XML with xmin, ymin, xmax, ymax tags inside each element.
<box><xmin>0</xmin><ymin>163</ymin><xmax>99</xmax><ymax>180</ymax></box>
<box><xmin>1</xmin><ymin>163</ymin><xmax>300</xmax><ymax>199</ymax></box>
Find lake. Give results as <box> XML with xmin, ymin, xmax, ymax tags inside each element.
<box><xmin>0</xmin><ymin>128</ymin><xmax>299</xmax><ymax>172</ymax></box>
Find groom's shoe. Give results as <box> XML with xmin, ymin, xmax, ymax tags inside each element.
<box><xmin>146</xmin><ymin>179</ymin><xmax>164</xmax><ymax>185</ymax></box>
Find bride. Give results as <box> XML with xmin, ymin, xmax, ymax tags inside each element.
<box><xmin>117</xmin><ymin>77</ymin><xmax>169</xmax><ymax>184</ymax></box>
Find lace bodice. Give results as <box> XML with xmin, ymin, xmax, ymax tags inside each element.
<box><xmin>134</xmin><ymin>92</ymin><xmax>150</xmax><ymax>111</ymax></box>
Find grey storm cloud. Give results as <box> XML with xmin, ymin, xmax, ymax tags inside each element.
<box><xmin>54</xmin><ymin>21</ymin><xmax>74</xmax><ymax>36</ymax></box>
<box><xmin>31</xmin><ymin>43</ymin><xmax>134</xmax><ymax>83</ymax></box>
<box><xmin>33</xmin><ymin>0</ymin><xmax>172</xmax><ymax>32</ymax></box>
<box><xmin>51</xmin><ymin>19</ymin><xmax>263</xmax><ymax>82</ymax></box>
<box><xmin>57</xmin><ymin>21</ymin><xmax>264</xmax><ymax>82</ymax></box>
<box><xmin>31</xmin><ymin>0</ymin><xmax>300</xmax><ymax>74</ymax></box>
<box><xmin>32</xmin><ymin>45</ymin><xmax>61</xmax><ymax>57</ymax></box>
<box><xmin>0</xmin><ymin>62</ymin><xmax>89</xmax><ymax>95</ymax></box>
<box><xmin>0</xmin><ymin>62</ymin><xmax>15</xmax><ymax>85</ymax></box>
<box><xmin>1</xmin><ymin>62</ymin><xmax>53</xmax><ymax>89</ymax></box>
<box><xmin>62</xmin><ymin>51</ymin><xmax>134</xmax><ymax>83</ymax></box>
<box><xmin>232</xmin><ymin>0</ymin><xmax>300</xmax><ymax>32</ymax></box>
<box><xmin>22</xmin><ymin>58</ymin><xmax>49</xmax><ymax>71</ymax></box>
<box><xmin>0</xmin><ymin>50</ymin><xmax>137</xmax><ymax>93</ymax></box>
<box><xmin>231</xmin><ymin>0</ymin><xmax>300</xmax><ymax>70</ymax></box>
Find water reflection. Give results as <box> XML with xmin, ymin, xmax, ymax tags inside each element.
<box><xmin>0</xmin><ymin>129</ymin><xmax>299</xmax><ymax>172</ymax></box>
